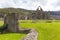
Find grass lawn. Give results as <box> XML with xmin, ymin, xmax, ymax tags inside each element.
<box><xmin>0</xmin><ymin>20</ymin><xmax>60</xmax><ymax>40</ymax></box>
<box><xmin>0</xmin><ymin>33</ymin><xmax>25</xmax><ymax>40</ymax></box>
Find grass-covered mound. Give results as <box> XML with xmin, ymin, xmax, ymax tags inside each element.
<box><xmin>0</xmin><ymin>20</ymin><xmax>60</xmax><ymax>40</ymax></box>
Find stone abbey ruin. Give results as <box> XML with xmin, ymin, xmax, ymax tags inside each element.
<box><xmin>0</xmin><ymin>6</ymin><xmax>60</xmax><ymax>40</ymax></box>
<box><xmin>29</xmin><ymin>6</ymin><xmax>51</xmax><ymax>20</ymax></box>
<box><xmin>0</xmin><ymin>6</ymin><xmax>54</xmax><ymax>20</ymax></box>
<box><xmin>20</xmin><ymin>6</ymin><xmax>51</xmax><ymax>20</ymax></box>
<box><xmin>0</xmin><ymin>12</ymin><xmax>38</xmax><ymax>40</ymax></box>
<box><xmin>0</xmin><ymin>6</ymin><xmax>60</xmax><ymax>20</ymax></box>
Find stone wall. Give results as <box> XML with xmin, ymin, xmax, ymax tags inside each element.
<box><xmin>3</xmin><ymin>13</ymin><xmax>38</xmax><ymax>40</ymax></box>
<box><xmin>22</xmin><ymin>29</ymin><xmax>38</xmax><ymax>40</ymax></box>
<box><xmin>4</xmin><ymin>13</ymin><xmax>19</xmax><ymax>32</ymax></box>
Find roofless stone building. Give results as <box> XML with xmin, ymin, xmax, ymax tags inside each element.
<box><xmin>29</xmin><ymin>6</ymin><xmax>51</xmax><ymax>20</ymax></box>
<box><xmin>0</xmin><ymin>13</ymin><xmax>38</xmax><ymax>40</ymax></box>
<box><xmin>0</xmin><ymin>6</ymin><xmax>51</xmax><ymax>20</ymax></box>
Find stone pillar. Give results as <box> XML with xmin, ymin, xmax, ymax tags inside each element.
<box><xmin>4</xmin><ymin>13</ymin><xmax>19</xmax><ymax>32</ymax></box>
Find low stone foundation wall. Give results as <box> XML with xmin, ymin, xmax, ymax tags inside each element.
<box><xmin>22</xmin><ymin>29</ymin><xmax>38</xmax><ymax>40</ymax></box>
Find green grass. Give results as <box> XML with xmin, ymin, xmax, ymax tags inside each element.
<box><xmin>0</xmin><ymin>33</ymin><xmax>25</xmax><ymax>40</ymax></box>
<box><xmin>0</xmin><ymin>20</ymin><xmax>60</xmax><ymax>40</ymax></box>
<box><xmin>20</xmin><ymin>20</ymin><xmax>60</xmax><ymax>40</ymax></box>
<box><xmin>0</xmin><ymin>21</ymin><xmax>25</xmax><ymax>40</ymax></box>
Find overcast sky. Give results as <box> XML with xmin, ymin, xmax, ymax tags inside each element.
<box><xmin>0</xmin><ymin>0</ymin><xmax>60</xmax><ymax>11</ymax></box>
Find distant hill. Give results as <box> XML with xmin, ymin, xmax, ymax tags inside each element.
<box><xmin>0</xmin><ymin>8</ymin><xmax>60</xmax><ymax>15</ymax></box>
<box><xmin>0</xmin><ymin>8</ymin><xmax>60</xmax><ymax>19</ymax></box>
<box><xmin>0</xmin><ymin>8</ymin><xmax>32</xmax><ymax>14</ymax></box>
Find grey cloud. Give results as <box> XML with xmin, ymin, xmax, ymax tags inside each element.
<box><xmin>13</xmin><ymin>0</ymin><xmax>47</xmax><ymax>6</ymax></box>
<box><xmin>52</xmin><ymin>0</ymin><xmax>60</xmax><ymax>7</ymax></box>
<box><xmin>30</xmin><ymin>0</ymin><xmax>47</xmax><ymax>5</ymax></box>
<box><xmin>56</xmin><ymin>0</ymin><xmax>60</xmax><ymax>6</ymax></box>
